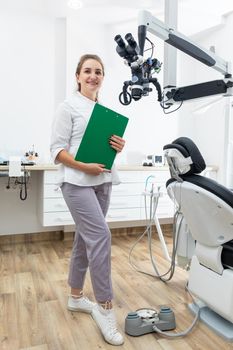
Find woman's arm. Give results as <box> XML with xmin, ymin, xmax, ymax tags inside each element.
<box><xmin>56</xmin><ymin>150</ymin><xmax>109</xmax><ymax>175</ymax></box>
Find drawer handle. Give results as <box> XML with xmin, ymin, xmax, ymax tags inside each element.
<box><xmin>112</xmin><ymin>189</ymin><xmax>128</xmax><ymax>193</ymax></box>
<box><xmin>54</xmin><ymin>187</ymin><xmax>61</xmax><ymax>192</ymax></box>
<box><xmin>110</xmin><ymin>202</ymin><xmax>128</xmax><ymax>206</ymax></box>
<box><xmin>107</xmin><ymin>214</ymin><xmax>127</xmax><ymax>219</ymax></box>
<box><xmin>55</xmin><ymin>217</ymin><xmax>73</xmax><ymax>222</ymax></box>
<box><xmin>55</xmin><ymin>203</ymin><xmax>67</xmax><ymax>209</ymax></box>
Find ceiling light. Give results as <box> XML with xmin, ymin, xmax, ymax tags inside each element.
<box><xmin>67</xmin><ymin>0</ymin><xmax>83</xmax><ymax>10</ymax></box>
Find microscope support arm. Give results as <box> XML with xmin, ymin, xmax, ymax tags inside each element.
<box><xmin>138</xmin><ymin>10</ymin><xmax>231</xmax><ymax>76</ymax></box>
<box><xmin>114</xmin><ymin>9</ymin><xmax>233</xmax><ymax>107</ymax></box>
<box><xmin>137</xmin><ymin>10</ymin><xmax>233</xmax><ymax>106</ymax></box>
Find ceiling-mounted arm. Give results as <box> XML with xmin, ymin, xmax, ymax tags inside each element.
<box><xmin>136</xmin><ymin>10</ymin><xmax>233</xmax><ymax>108</ymax></box>
<box><xmin>138</xmin><ymin>10</ymin><xmax>231</xmax><ymax>77</ymax></box>
<box><xmin>114</xmin><ymin>9</ymin><xmax>233</xmax><ymax>109</ymax></box>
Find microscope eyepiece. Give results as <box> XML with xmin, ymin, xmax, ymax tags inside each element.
<box><xmin>114</xmin><ymin>35</ymin><xmax>126</xmax><ymax>49</ymax></box>
<box><xmin>125</xmin><ymin>33</ymin><xmax>137</xmax><ymax>49</ymax></box>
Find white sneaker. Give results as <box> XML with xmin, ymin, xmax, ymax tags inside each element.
<box><xmin>67</xmin><ymin>295</ymin><xmax>96</xmax><ymax>314</ymax></box>
<box><xmin>91</xmin><ymin>304</ymin><xmax>124</xmax><ymax>346</ymax></box>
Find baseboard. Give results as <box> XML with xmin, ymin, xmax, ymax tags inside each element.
<box><xmin>109</xmin><ymin>224</ymin><xmax>173</xmax><ymax>237</ymax></box>
<box><xmin>0</xmin><ymin>230</ymin><xmax>63</xmax><ymax>245</ymax></box>
<box><xmin>0</xmin><ymin>224</ymin><xmax>173</xmax><ymax>245</ymax></box>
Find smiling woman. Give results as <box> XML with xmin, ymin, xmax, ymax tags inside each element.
<box><xmin>50</xmin><ymin>53</ymin><xmax>126</xmax><ymax>346</ymax></box>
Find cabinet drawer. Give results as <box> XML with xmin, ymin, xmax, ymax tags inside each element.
<box><xmin>106</xmin><ymin>208</ymin><xmax>140</xmax><ymax>222</ymax></box>
<box><xmin>44</xmin><ymin>198</ymin><xmax>68</xmax><ymax>212</ymax></box>
<box><xmin>141</xmin><ymin>207</ymin><xmax>174</xmax><ymax>219</ymax></box>
<box><xmin>110</xmin><ymin>195</ymin><xmax>141</xmax><ymax>209</ymax></box>
<box><xmin>112</xmin><ymin>183</ymin><xmax>143</xmax><ymax>196</ymax></box>
<box><xmin>44</xmin><ymin>184</ymin><xmax>62</xmax><ymax>198</ymax></box>
<box><xmin>118</xmin><ymin>171</ymin><xmax>141</xmax><ymax>183</ymax></box>
<box><xmin>43</xmin><ymin>211</ymin><xmax>74</xmax><ymax>226</ymax></box>
<box><xmin>140</xmin><ymin>171</ymin><xmax>170</xmax><ymax>184</ymax></box>
<box><xmin>141</xmin><ymin>195</ymin><xmax>173</xmax><ymax>207</ymax></box>
<box><xmin>44</xmin><ymin>170</ymin><xmax>59</xmax><ymax>184</ymax></box>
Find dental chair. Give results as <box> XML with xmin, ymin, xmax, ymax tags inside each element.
<box><xmin>163</xmin><ymin>137</ymin><xmax>233</xmax><ymax>341</ymax></box>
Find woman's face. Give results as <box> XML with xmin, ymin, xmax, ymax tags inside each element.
<box><xmin>76</xmin><ymin>59</ymin><xmax>104</xmax><ymax>99</ymax></box>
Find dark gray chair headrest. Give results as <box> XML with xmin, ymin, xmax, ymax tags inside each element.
<box><xmin>163</xmin><ymin>137</ymin><xmax>206</xmax><ymax>175</ymax></box>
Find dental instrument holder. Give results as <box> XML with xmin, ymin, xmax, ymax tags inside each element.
<box><xmin>125</xmin><ymin>306</ymin><xmax>176</xmax><ymax>336</ymax></box>
<box><xmin>143</xmin><ymin>183</ymin><xmax>172</xmax><ymax>262</ymax></box>
<box><xmin>9</xmin><ymin>156</ymin><xmax>23</xmax><ymax>177</ymax></box>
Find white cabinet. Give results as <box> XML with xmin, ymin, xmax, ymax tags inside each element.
<box><xmin>41</xmin><ymin>168</ymin><xmax>174</xmax><ymax>227</ymax></box>
<box><xmin>107</xmin><ymin>169</ymin><xmax>174</xmax><ymax>224</ymax></box>
<box><xmin>41</xmin><ymin>171</ymin><xmax>73</xmax><ymax>226</ymax></box>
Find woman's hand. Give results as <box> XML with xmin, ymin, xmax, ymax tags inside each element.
<box><xmin>109</xmin><ymin>135</ymin><xmax>125</xmax><ymax>153</ymax></box>
<box><xmin>56</xmin><ymin>150</ymin><xmax>110</xmax><ymax>175</ymax></box>
<box><xmin>80</xmin><ymin>162</ymin><xmax>110</xmax><ymax>175</ymax></box>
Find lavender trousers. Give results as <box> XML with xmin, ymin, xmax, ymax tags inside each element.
<box><xmin>61</xmin><ymin>182</ymin><xmax>113</xmax><ymax>302</ymax></box>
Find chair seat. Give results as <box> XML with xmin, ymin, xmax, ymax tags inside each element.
<box><xmin>167</xmin><ymin>174</ymin><xmax>233</xmax><ymax>209</ymax></box>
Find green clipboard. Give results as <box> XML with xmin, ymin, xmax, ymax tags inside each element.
<box><xmin>75</xmin><ymin>103</ymin><xmax>129</xmax><ymax>170</ymax></box>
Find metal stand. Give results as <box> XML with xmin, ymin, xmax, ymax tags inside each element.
<box><xmin>153</xmin><ymin>214</ymin><xmax>171</xmax><ymax>262</ymax></box>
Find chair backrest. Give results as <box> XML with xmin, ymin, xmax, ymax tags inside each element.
<box><xmin>163</xmin><ymin>137</ymin><xmax>233</xmax><ymax>246</ymax></box>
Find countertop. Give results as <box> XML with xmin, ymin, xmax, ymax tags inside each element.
<box><xmin>0</xmin><ymin>163</ymin><xmax>218</xmax><ymax>172</ymax></box>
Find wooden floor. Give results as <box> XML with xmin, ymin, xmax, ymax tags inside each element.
<box><xmin>1</xmin><ymin>231</ymin><xmax>233</xmax><ymax>350</ymax></box>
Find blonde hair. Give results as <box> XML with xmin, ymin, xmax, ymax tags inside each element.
<box><xmin>75</xmin><ymin>54</ymin><xmax>105</xmax><ymax>92</ymax></box>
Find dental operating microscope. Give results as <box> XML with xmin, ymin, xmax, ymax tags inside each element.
<box><xmin>114</xmin><ymin>10</ymin><xmax>233</xmax><ymax>110</ymax></box>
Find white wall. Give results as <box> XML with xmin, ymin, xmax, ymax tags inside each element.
<box><xmin>54</xmin><ymin>18</ymin><xmax>67</xmax><ymax>110</ymax></box>
<box><xmin>0</xmin><ymin>9</ymin><xmax>66</xmax><ymax>163</ymax></box>
<box><xmin>177</xmin><ymin>13</ymin><xmax>233</xmax><ymax>184</ymax></box>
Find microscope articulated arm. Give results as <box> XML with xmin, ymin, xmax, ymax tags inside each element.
<box><xmin>114</xmin><ymin>10</ymin><xmax>233</xmax><ymax>109</ymax></box>
<box><xmin>137</xmin><ymin>10</ymin><xmax>233</xmax><ymax>106</ymax></box>
<box><xmin>138</xmin><ymin>10</ymin><xmax>231</xmax><ymax>76</ymax></box>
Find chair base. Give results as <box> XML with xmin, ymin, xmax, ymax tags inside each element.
<box><xmin>189</xmin><ymin>303</ymin><xmax>233</xmax><ymax>341</ymax></box>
